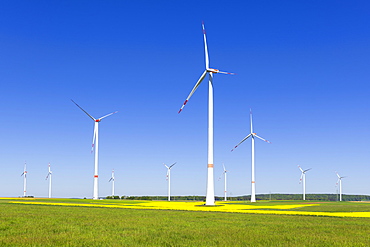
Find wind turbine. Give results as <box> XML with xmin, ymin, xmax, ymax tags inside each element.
<box><xmin>45</xmin><ymin>163</ymin><xmax>52</xmax><ymax>198</ymax></box>
<box><xmin>20</xmin><ymin>162</ymin><xmax>27</xmax><ymax>197</ymax></box>
<box><xmin>336</xmin><ymin>171</ymin><xmax>346</xmax><ymax>201</ymax></box>
<box><xmin>298</xmin><ymin>165</ymin><xmax>311</xmax><ymax>200</ymax></box>
<box><xmin>178</xmin><ymin>22</ymin><xmax>234</xmax><ymax>206</ymax></box>
<box><xmin>164</xmin><ymin>162</ymin><xmax>176</xmax><ymax>201</ymax></box>
<box><xmin>71</xmin><ymin>99</ymin><xmax>118</xmax><ymax>200</ymax></box>
<box><xmin>109</xmin><ymin>169</ymin><xmax>115</xmax><ymax>196</ymax></box>
<box><xmin>221</xmin><ymin>164</ymin><xmax>228</xmax><ymax>201</ymax></box>
<box><xmin>231</xmin><ymin>109</ymin><xmax>270</xmax><ymax>202</ymax></box>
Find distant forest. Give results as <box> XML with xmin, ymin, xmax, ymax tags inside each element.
<box><xmin>106</xmin><ymin>194</ymin><xmax>370</xmax><ymax>201</ymax></box>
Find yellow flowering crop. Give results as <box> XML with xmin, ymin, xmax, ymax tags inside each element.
<box><xmin>8</xmin><ymin>200</ymin><xmax>370</xmax><ymax>218</ymax></box>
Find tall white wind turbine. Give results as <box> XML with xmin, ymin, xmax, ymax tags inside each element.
<box><xmin>231</xmin><ymin>109</ymin><xmax>270</xmax><ymax>202</ymax></box>
<box><xmin>222</xmin><ymin>164</ymin><xmax>228</xmax><ymax>201</ymax></box>
<box><xmin>298</xmin><ymin>165</ymin><xmax>311</xmax><ymax>200</ymax></box>
<box><xmin>109</xmin><ymin>169</ymin><xmax>115</xmax><ymax>196</ymax></box>
<box><xmin>335</xmin><ymin>171</ymin><xmax>346</xmax><ymax>201</ymax></box>
<box><xmin>45</xmin><ymin>163</ymin><xmax>52</xmax><ymax>198</ymax></box>
<box><xmin>20</xmin><ymin>162</ymin><xmax>27</xmax><ymax>197</ymax></box>
<box><xmin>178</xmin><ymin>22</ymin><xmax>234</xmax><ymax>206</ymax></box>
<box><xmin>72</xmin><ymin>99</ymin><xmax>118</xmax><ymax>200</ymax></box>
<box><xmin>164</xmin><ymin>162</ymin><xmax>176</xmax><ymax>201</ymax></box>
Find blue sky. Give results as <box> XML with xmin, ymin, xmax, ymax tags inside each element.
<box><xmin>1</xmin><ymin>1</ymin><xmax>370</xmax><ymax>198</ymax></box>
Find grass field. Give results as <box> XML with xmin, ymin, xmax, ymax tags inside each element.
<box><xmin>0</xmin><ymin>198</ymin><xmax>369</xmax><ymax>246</ymax></box>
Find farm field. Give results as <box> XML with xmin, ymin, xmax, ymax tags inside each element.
<box><xmin>0</xmin><ymin>198</ymin><xmax>370</xmax><ymax>246</ymax></box>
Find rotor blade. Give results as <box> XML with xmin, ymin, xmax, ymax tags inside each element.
<box><xmin>71</xmin><ymin>99</ymin><xmax>95</xmax><ymax>121</ymax></box>
<box><xmin>164</xmin><ymin>163</ymin><xmax>169</xmax><ymax>169</ymax></box>
<box><xmin>99</xmin><ymin>111</ymin><xmax>118</xmax><ymax>120</ymax></box>
<box><xmin>250</xmin><ymin>109</ymin><xmax>253</xmax><ymax>134</ymax></box>
<box><xmin>166</xmin><ymin>170</ymin><xmax>169</xmax><ymax>180</ymax></box>
<box><xmin>46</xmin><ymin>174</ymin><xmax>49</xmax><ymax>180</ymax></box>
<box><xmin>217</xmin><ymin>70</ymin><xmax>235</xmax><ymax>75</ymax></box>
<box><xmin>298</xmin><ymin>165</ymin><xmax>304</xmax><ymax>172</ymax></box>
<box><xmin>169</xmin><ymin>162</ymin><xmax>177</xmax><ymax>169</ymax></box>
<box><xmin>223</xmin><ymin>164</ymin><xmax>226</xmax><ymax>172</ymax></box>
<box><xmin>304</xmin><ymin>168</ymin><xmax>312</xmax><ymax>173</ymax></box>
<box><xmin>299</xmin><ymin>173</ymin><xmax>303</xmax><ymax>183</ymax></box>
<box><xmin>231</xmin><ymin>133</ymin><xmax>252</xmax><ymax>151</ymax></box>
<box><xmin>91</xmin><ymin>124</ymin><xmax>97</xmax><ymax>153</ymax></box>
<box><xmin>178</xmin><ymin>70</ymin><xmax>207</xmax><ymax>113</ymax></box>
<box><xmin>254</xmin><ymin>134</ymin><xmax>271</xmax><ymax>143</ymax></box>
<box><xmin>109</xmin><ymin>177</ymin><xmax>113</xmax><ymax>182</ymax></box>
<box><xmin>202</xmin><ymin>21</ymin><xmax>209</xmax><ymax>69</ymax></box>
<box><xmin>21</xmin><ymin>172</ymin><xmax>24</xmax><ymax>177</ymax></box>
<box><xmin>336</xmin><ymin>172</ymin><xmax>341</xmax><ymax>178</ymax></box>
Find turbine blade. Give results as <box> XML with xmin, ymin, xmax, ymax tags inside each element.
<box><xmin>91</xmin><ymin>124</ymin><xmax>97</xmax><ymax>153</ymax></box>
<box><xmin>109</xmin><ymin>177</ymin><xmax>113</xmax><ymax>182</ymax></box>
<box><xmin>231</xmin><ymin>133</ymin><xmax>252</xmax><ymax>151</ymax></box>
<box><xmin>254</xmin><ymin>134</ymin><xmax>271</xmax><ymax>143</ymax></box>
<box><xmin>166</xmin><ymin>170</ymin><xmax>169</xmax><ymax>180</ymax></box>
<box><xmin>169</xmin><ymin>162</ymin><xmax>177</xmax><ymax>169</ymax></box>
<box><xmin>223</xmin><ymin>164</ymin><xmax>226</xmax><ymax>172</ymax></box>
<box><xmin>298</xmin><ymin>165</ymin><xmax>304</xmax><ymax>172</ymax></box>
<box><xmin>178</xmin><ymin>70</ymin><xmax>207</xmax><ymax>113</ymax></box>
<box><xmin>164</xmin><ymin>163</ymin><xmax>169</xmax><ymax>169</ymax></box>
<box><xmin>217</xmin><ymin>70</ymin><xmax>235</xmax><ymax>75</ymax></box>
<box><xmin>250</xmin><ymin>109</ymin><xmax>253</xmax><ymax>134</ymax></box>
<box><xmin>299</xmin><ymin>173</ymin><xmax>303</xmax><ymax>183</ymax></box>
<box><xmin>336</xmin><ymin>172</ymin><xmax>341</xmax><ymax>178</ymax></box>
<box><xmin>304</xmin><ymin>168</ymin><xmax>312</xmax><ymax>173</ymax></box>
<box><xmin>202</xmin><ymin>21</ymin><xmax>209</xmax><ymax>69</ymax></box>
<box><xmin>71</xmin><ymin>99</ymin><xmax>96</xmax><ymax>121</ymax></box>
<box><xmin>99</xmin><ymin>111</ymin><xmax>118</xmax><ymax>120</ymax></box>
<box><xmin>46</xmin><ymin>174</ymin><xmax>49</xmax><ymax>180</ymax></box>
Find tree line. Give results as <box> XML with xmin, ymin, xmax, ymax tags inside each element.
<box><xmin>105</xmin><ymin>194</ymin><xmax>370</xmax><ymax>201</ymax></box>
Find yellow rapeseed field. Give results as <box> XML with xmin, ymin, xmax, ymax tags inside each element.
<box><xmin>8</xmin><ymin>200</ymin><xmax>370</xmax><ymax>218</ymax></box>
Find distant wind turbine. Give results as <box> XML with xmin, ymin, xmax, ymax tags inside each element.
<box><xmin>164</xmin><ymin>162</ymin><xmax>176</xmax><ymax>201</ymax></box>
<box><xmin>45</xmin><ymin>163</ymin><xmax>52</xmax><ymax>198</ymax></box>
<box><xmin>178</xmin><ymin>22</ymin><xmax>234</xmax><ymax>206</ymax></box>
<box><xmin>222</xmin><ymin>164</ymin><xmax>228</xmax><ymax>201</ymax></box>
<box><xmin>71</xmin><ymin>99</ymin><xmax>118</xmax><ymax>200</ymax></box>
<box><xmin>21</xmin><ymin>162</ymin><xmax>27</xmax><ymax>197</ymax></box>
<box><xmin>298</xmin><ymin>165</ymin><xmax>311</xmax><ymax>200</ymax></box>
<box><xmin>109</xmin><ymin>169</ymin><xmax>115</xmax><ymax>196</ymax></box>
<box><xmin>231</xmin><ymin>109</ymin><xmax>270</xmax><ymax>202</ymax></box>
<box><xmin>335</xmin><ymin>171</ymin><xmax>346</xmax><ymax>201</ymax></box>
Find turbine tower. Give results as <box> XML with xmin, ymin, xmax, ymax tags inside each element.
<box><xmin>45</xmin><ymin>163</ymin><xmax>52</xmax><ymax>198</ymax></box>
<box><xmin>178</xmin><ymin>22</ymin><xmax>234</xmax><ymax>205</ymax></box>
<box><xmin>164</xmin><ymin>162</ymin><xmax>176</xmax><ymax>201</ymax></box>
<box><xmin>222</xmin><ymin>164</ymin><xmax>228</xmax><ymax>201</ymax></box>
<box><xmin>109</xmin><ymin>169</ymin><xmax>115</xmax><ymax>196</ymax></box>
<box><xmin>72</xmin><ymin>99</ymin><xmax>117</xmax><ymax>200</ymax></box>
<box><xmin>336</xmin><ymin>171</ymin><xmax>346</xmax><ymax>201</ymax></box>
<box><xmin>298</xmin><ymin>165</ymin><xmax>311</xmax><ymax>200</ymax></box>
<box><xmin>20</xmin><ymin>162</ymin><xmax>27</xmax><ymax>197</ymax></box>
<box><xmin>231</xmin><ymin>109</ymin><xmax>270</xmax><ymax>202</ymax></box>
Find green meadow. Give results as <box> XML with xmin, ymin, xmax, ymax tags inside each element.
<box><xmin>0</xmin><ymin>198</ymin><xmax>369</xmax><ymax>246</ymax></box>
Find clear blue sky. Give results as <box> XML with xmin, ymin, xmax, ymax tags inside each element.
<box><xmin>1</xmin><ymin>1</ymin><xmax>370</xmax><ymax>198</ymax></box>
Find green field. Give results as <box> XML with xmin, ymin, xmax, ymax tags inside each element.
<box><xmin>0</xmin><ymin>198</ymin><xmax>369</xmax><ymax>246</ymax></box>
